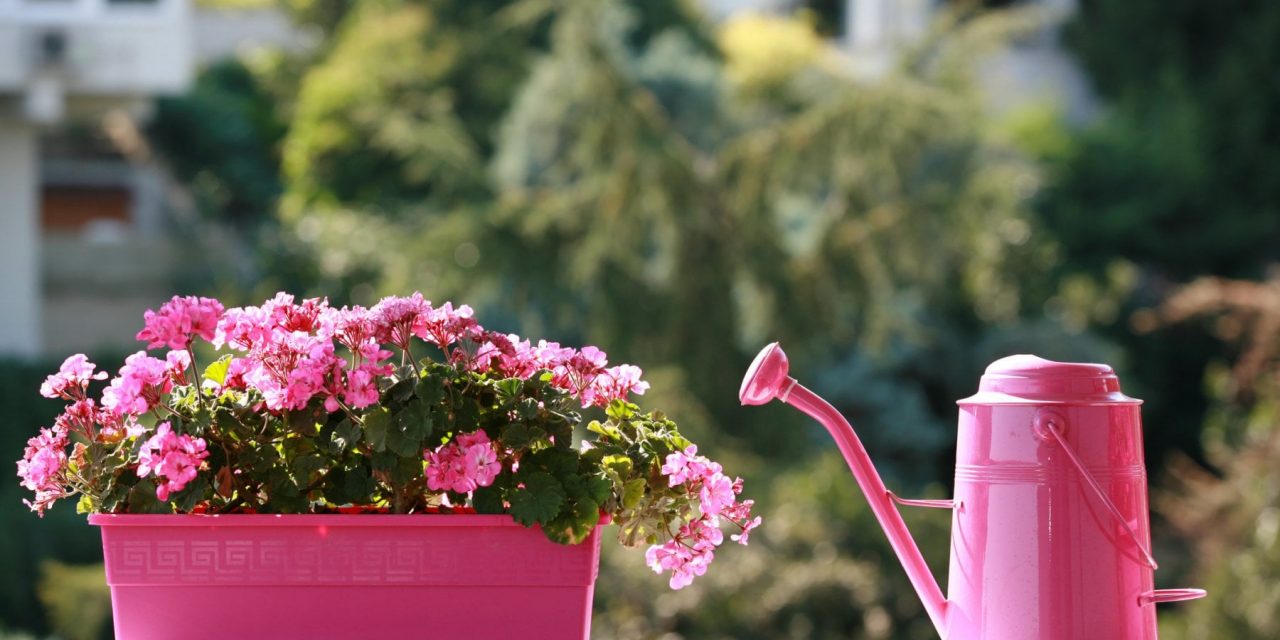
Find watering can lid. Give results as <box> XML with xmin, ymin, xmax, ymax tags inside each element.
<box><xmin>957</xmin><ymin>354</ymin><xmax>1141</xmax><ymax>406</ymax></box>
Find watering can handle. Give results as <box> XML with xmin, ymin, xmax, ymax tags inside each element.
<box><xmin>1037</xmin><ymin>414</ymin><xmax>1160</xmax><ymax>571</ymax></box>
<box><xmin>1139</xmin><ymin>588</ymin><xmax>1207</xmax><ymax>606</ymax></box>
<box><xmin>887</xmin><ymin>491</ymin><xmax>956</xmax><ymax>510</ymax></box>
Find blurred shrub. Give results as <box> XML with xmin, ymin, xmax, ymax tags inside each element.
<box><xmin>1145</xmin><ymin>276</ymin><xmax>1280</xmax><ymax>639</ymax></box>
<box><xmin>36</xmin><ymin>562</ymin><xmax>110</xmax><ymax>640</ymax></box>
<box><xmin>0</xmin><ymin>361</ymin><xmax>107</xmax><ymax>635</ymax></box>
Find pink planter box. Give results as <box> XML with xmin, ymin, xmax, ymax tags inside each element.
<box><xmin>89</xmin><ymin>514</ymin><xmax>603</xmax><ymax>640</ymax></box>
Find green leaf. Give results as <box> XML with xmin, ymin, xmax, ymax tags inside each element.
<box><xmin>416</xmin><ymin>374</ymin><xmax>446</xmax><ymax>405</ymax></box>
<box><xmin>546</xmin><ymin>417</ymin><xmax>574</xmax><ymax>446</ymax></box>
<box><xmin>495</xmin><ymin>377</ymin><xmax>523</xmax><ymax>400</ymax></box>
<box><xmin>370</xmin><ymin>449</ymin><xmax>398</xmax><ymax>473</ymax></box>
<box><xmin>202</xmin><ymin>355</ymin><xmax>233</xmax><ymax>386</ymax></box>
<box><xmin>389</xmin><ymin>454</ymin><xmax>423</xmax><ymax>485</ymax></box>
<box><xmin>290</xmin><ymin>452</ymin><xmax>327</xmax><ymax>481</ymax></box>
<box><xmin>364</xmin><ymin>407</ymin><xmax>393</xmax><ymax>451</ymax></box>
<box><xmin>387</xmin><ymin>399</ymin><xmax>433</xmax><ymax>457</ymax></box>
<box><xmin>605</xmin><ymin>400</ymin><xmax>635</xmax><ymax>421</ymax></box>
<box><xmin>98</xmin><ymin>477</ymin><xmax>131</xmax><ymax>512</ymax></box>
<box><xmin>267</xmin><ymin>467</ymin><xmax>308</xmax><ymax>512</ymax></box>
<box><xmin>520</xmin><ymin>448</ymin><xmax>578</xmax><ymax>479</ymax></box>
<box><xmin>172</xmin><ymin>484</ymin><xmax>204</xmax><ymax>513</ymax></box>
<box><xmin>621</xmin><ymin>478</ymin><xmax>646</xmax><ymax>510</ymax></box>
<box><xmin>286</xmin><ymin>406</ymin><xmax>321</xmax><ymax>432</ymax></box>
<box><xmin>546</xmin><ymin>497</ymin><xmax>600</xmax><ymax>545</ymax></box>
<box><xmin>325</xmin><ymin>462</ymin><xmax>376</xmax><ymax>505</ymax></box>
<box><xmin>602</xmin><ymin>454</ymin><xmax>632</xmax><ymax>476</ymax></box>
<box><xmin>508</xmin><ymin>472</ymin><xmax>565</xmax><ymax>526</ymax></box>
<box><xmin>268</xmin><ymin>467</ymin><xmax>300</xmax><ymax>498</ymax></box>
<box><xmin>587</xmin><ymin>420</ymin><xmax>621</xmax><ymax>440</ymax></box>
<box><xmin>386</xmin><ymin>376</ymin><xmax>418</xmax><ymax>402</ymax></box>
<box><xmin>472</xmin><ymin>484</ymin><xmax>506</xmax><ymax>514</ymax></box>
<box><xmin>331</xmin><ymin>418</ymin><xmax>361</xmax><ymax>453</ymax></box>
<box><xmin>127</xmin><ymin>481</ymin><xmax>172</xmax><ymax>514</ymax></box>
<box><xmin>500</xmin><ymin>423</ymin><xmax>544</xmax><ymax>450</ymax></box>
<box><xmin>584</xmin><ymin>474</ymin><xmax>611</xmax><ymax>504</ymax></box>
<box><xmin>516</xmin><ymin>398</ymin><xmax>542</xmax><ymax>420</ymax></box>
<box><xmin>345</xmin><ymin>470</ymin><xmax>376</xmax><ymax>504</ymax></box>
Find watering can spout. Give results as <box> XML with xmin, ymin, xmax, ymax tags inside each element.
<box><xmin>741</xmin><ymin>343</ymin><xmax>949</xmax><ymax>635</ymax></box>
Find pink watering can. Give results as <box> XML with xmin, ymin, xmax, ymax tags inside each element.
<box><xmin>740</xmin><ymin>343</ymin><xmax>1205</xmax><ymax>639</ymax></box>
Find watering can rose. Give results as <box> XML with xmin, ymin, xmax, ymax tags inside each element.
<box><xmin>16</xmin><ymin>292</ymin><xmax>758</xmax><ymax>589</ymax></box>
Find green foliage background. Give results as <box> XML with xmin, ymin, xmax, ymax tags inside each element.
<box><xmin>6</xmin><ymin>0</ymin><xmax>1280</xmax><ymax>637</ymax></box>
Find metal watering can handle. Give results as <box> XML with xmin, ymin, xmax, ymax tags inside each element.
<box><xmin>1038</xmin><ymin>412</ymin><xmax>1209</xmax><ymax>608</ymax></box>
<box><xmin>1035</xmin><ymin>413</ymin><xmax>1159</xmax><ymax>570</ymax></box>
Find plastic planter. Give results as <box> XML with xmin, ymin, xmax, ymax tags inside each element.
<box><xmin>90</xmin><ymin>514</ymin><xmax>603</xmax><ymax>639</ymax></box>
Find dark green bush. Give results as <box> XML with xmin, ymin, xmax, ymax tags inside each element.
<box><xmin>0</xmin><ymin>359</ymin><xmax>112</xmax><ymax>634</ymax></box>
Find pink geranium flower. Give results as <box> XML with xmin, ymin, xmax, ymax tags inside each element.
<box><xmin>342</xmin><ymin>367</ymin><xmax>381</xmax><ymax>409</ymax></box>
<box><xmin>650</xmin><ymin>445</ymin><xmax>761</xmax><ymax>588</ymax></box>
<box><xmin>424</xmin><ymin>430</ymin><xmax>501</xmax><ymax>494</ymax></box>
<box><xmin>371</xmin><ymin>293</ymin><xmax>433</xmax><ymax>351</ymax></box>
<box><xmin>415</xmin><ymin>302</ymin><xmax>478</xmax><ymax>350</ymax></box>
<box><xmin>698</xmin><ymin>472</ymin><xmax>737</xmax><ymax>517</ymax></box>
<box><xmin>136</xmin><ymin>295</ymin><xmax>225</xmax><ymax>350</ymax></box>
<box><xmin>660</xmin><ymin>445</ymin><xmax>720</xmax><ymax>487</ymax></box>
<box><xmin>582</xmin><ymin>364</ymin><xmax>650</xmax><ymax>408</ymax></box>
<box><xmin>732</xmin><ymin>515</ymin><xmax>763</xmax><ymax>545</ymax></box>
<box><xmin>136</xmin><ymin>422</ymin><xmax>209</xmax><ymax>501</ymax></box>
<box><xmin>40</xmin><ymin>354</ymin><xmax>107</xmax><ymax>400</ymax></box>
<box><xmin>645</xmin><ymin>516</ymin><xmax>722</xmax><ymax>589</ymax></box>
<box><xmin>102</xmin><ymin>351</ymin><xmax>173</xmax><ymax>416</ymax></box>
<box><xmin>16</xmin><ymin>426</ymin><xmax>69</xmax><ymax>516</ymax></box>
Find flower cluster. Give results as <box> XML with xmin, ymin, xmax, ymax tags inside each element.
<box><xmin>424</xmin><ymin>431</ymin><xmax>502</xmax><ymax>494</ymax></box>
<box><xmin>136</xmin><ymin>296</ymin><xmax>224</xmax><ymax>350</ymax></box>
<box><xmin>204</xmin><ymin>293</ymin><xmax>647</xmax><ymax>415</ymax></box>
<box><xmin>645</xmin><ymin>445</ymin><xmax>762</xmax><ymax>589</ymax></box>
<box><xmin>16</xmin><ymin>427</ymin><xmax>69</xmax><ymax>516</ymax></box>
<box><xmin>101</xmin><ymin>351</ymin><xmax>182</xmax><ymax>417</ymax></box>
<box><xmin>17</xmin><ymin>292</ymin><xmax>757</xmax><ymax>592</ymax></box>
<box><xmin>136</xmin><ymin>423</ymin><xmax>210</xmax><ymax>501</ymax></box>
<box><xmin>39</xmin><ymin>354</ymin><xmax>106</xmax><ymax>401</ymax></box>
<box><xmin>488</xmin><ymin>339</ymin><xmax>651</xmax><ymax>409</ymax></box>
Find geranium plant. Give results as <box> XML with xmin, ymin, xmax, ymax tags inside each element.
<box><xmin>17</xmin><ymin>293</ymin><xmax>759</xmax><ymax>589</ymax></box>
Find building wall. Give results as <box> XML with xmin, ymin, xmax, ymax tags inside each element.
<box><xmin>0</xmin><ymin>117</ymin><xmax>41</xmax><ymax>358</ymax></box>
<box><xmin>0</xmin><ymin>0</ymin><xmax>192</xmax><ymax>98</ymax></box>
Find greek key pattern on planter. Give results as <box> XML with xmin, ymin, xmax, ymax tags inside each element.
<box><xmin>101</xmin><ymin>528</ymin><xmax>599</xmax><ymax>587</ymax></box>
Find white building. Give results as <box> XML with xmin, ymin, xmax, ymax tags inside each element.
<box><xmin>0</xmin><ymin>0</ymin><xmax>193</xmax><ymax>357</ymax></box>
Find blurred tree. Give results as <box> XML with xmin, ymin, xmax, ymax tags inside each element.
<box><xmin>1018</xmin><ymin>0</ymin><xmax>1280</xmax><ymax>473</ymax></box>
<box><xmin>280</xmin><ymin>0</ymin><xmax>712</xmax><ymax>215</ymax></box>
<box><xmin>149</xmin><ymin>59</ymin><xmax>286</xmax><ymax>227</ymax></box>
<box><xmin>283</xmin><ymin>1</ymin><xmax>1056</xmax><ymax>472</ymax></box>
<box><xmin>1053</xmin><ymin>0</ymin><xmax>1280</xmax><ymax>277</ymax></box>
<box><xmin>281</xmin><ymin>1</ymin><xmax>497</xmax><ymax>213</ymax></box>
<box><xmin>1145</xmin><ymin>275</ymin><xmax>1280</xmax><ymax>639</ymax></box>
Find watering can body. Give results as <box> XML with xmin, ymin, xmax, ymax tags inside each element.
<box><xmin>947</xmin><ymin>356</ymin><xmax>1163</xmax><ymax>639</ymax></box>
<box><xmin>741</xmin><ymin>346</ymin><xmax>1204</xmax><ymax>640</ymax></box>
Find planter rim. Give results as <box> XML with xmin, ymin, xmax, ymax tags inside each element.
<box><xmin>88</xmin><ymin>513</ymin><xmax>534</xmax><ymax>527</ymax></box>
